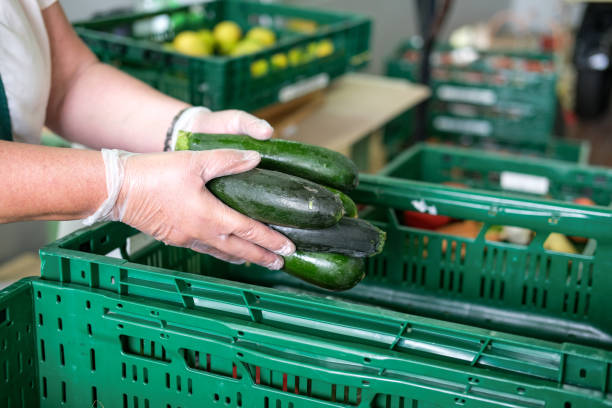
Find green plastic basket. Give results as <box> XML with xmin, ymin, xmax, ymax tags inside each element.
<box><xmin>12</xmin><ymin>170</ymin><xmax>611</xmax><ymax>405</ymax></box>
<box><xmin>384</xmin><ymin>38</ymin><xmax>558</xmax><ymax>147</ymax></box>
<box><xmin>2</xmin><ymin>273</ymin><xmax>611</xmax><ymax>408</ymax></box>
<box><xmin>74</xmin><ymin>1</ymin><xmax>371</xmax><ymax>111</ymax></box>
<box><xmin>382</xmin><ymin>143</ymin><xmax>611</xmax><ymax>205</ymax></box>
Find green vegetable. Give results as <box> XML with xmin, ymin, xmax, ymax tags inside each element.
<box><xmin>324</xmin><ymin>186</ymin><xmax>358</xmax><ymax>218</ymax></box>
<box><xmin>271</xmin><ymin>217</ymin><xmax>386</xmax><ymax>257</ymax></box>
<box><xmin>208</xmin><ymin>168</ymin><xmax>344</xmax><ymax>229</ymax></box>
<box><xmin>177</xmin><ymin>132</ymin><xmax>359</xmax><ymax>190</ymax></box>
<box><xmin>283</xmin><ymin>251</ymin><xmax>365</xmax><ymax>291</ymax></box>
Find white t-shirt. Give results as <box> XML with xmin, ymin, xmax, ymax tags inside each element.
<box><xmin>0</xmin><ymin>0</ymin><xmax>57</xmax><ymax>144</ymax></box>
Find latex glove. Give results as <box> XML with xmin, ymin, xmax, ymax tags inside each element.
<box><xmin>84</xmin><ymin>148</ymin><xmax>295</xmax><ymax>269</ymax></box>
<box><xmin>169</xmin><ymin>107</ymin><xmax>274</xmax><ymax>150</ymax></box>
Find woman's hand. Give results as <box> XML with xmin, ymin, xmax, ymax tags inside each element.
<box><xmin>189</xmin><ymin>109</ymin><xmax>274</xmax><ymax>141</ymax></box>
<box><xmin>98</xmin><ymin>148</ymin><xmax>294</xmax><ymax>269</ymax></box>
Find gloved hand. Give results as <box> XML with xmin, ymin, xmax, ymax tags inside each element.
<box><xmin>85</xmin><ymin>148</ymin><xmax>295</xmax><ymax>269</ymax></box>
<box><xmin>85</xmin><ymin>108</ymin><xmax>294</xmax><ymax>269</ymax></box>
<box><xmin>168</xmin><ymin>107</ymin><xmax>274</xmax><ymax>150</ymax></box>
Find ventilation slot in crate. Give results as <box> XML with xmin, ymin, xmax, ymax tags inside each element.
<box><xmin>248</xmin><ymin>365</ymin><xmax>362</xmax><ymax>406</ymax></box>
<box><xmin>373</xmin><ymin>393</ymin><xmax>431</xmax><ymax>408</ymax></box>
<box><xmin>181</xmin><ymin>348</ymin><xmax>241</xmax><ymax>379</ymax></box>
<box><xmin>365</xmin><ymin>256</ymin><xmax>388</xmax><ymax>279</ymax></box>
<box><xmin>398</xmin><ymin>234</ymin><xmax>429</xmax><ymax>286</ymax></box>
<box><xmin>120</xmin><ymin>335</ymin><xmax>170</xmax><ymax>363</ymax></box>
<box><xmin>122</xmin><ymin>394</ymin><xmax>150</xmax><ymax>408</ymax></box>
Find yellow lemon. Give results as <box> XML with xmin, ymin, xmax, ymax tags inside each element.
<box><xmin>286</xmin><ymin>18</ymin><xmax>317</xmax><ymax>34</ymax></box>
<box><xmin>246</xmin><ymin>26</ymin><xmax>276</xmax><ymax>47</ymax></box>
<box><xmin>230</xmin><ymin>40</ymin><xmax>263</xmax><ymax>56</ymax></box>
<box><xmin>196</xmin><ymin>29</ymin><xmax>215</xmax><ymax>51</ymax></box>
<box><xmin>213</xmin><ymin>21</ymin><xmax>242</xmax><ymax>54</ymax></box>
<box><xmin>316</xmin><ymin>39</ymin><xmax>335</xmax><ymax>58</ymax></box>
<box><xmin>251</xmin><ymin>59</ymin><xmax>269</xmax><ymax>78</ymax></box>
<box><xmin>288</xmin><ymin>47</ymin><xmax>304</xmax><ymax>66</ymax></box>
<box><xmin>172</xmin><ymin>31</ymin><xmax>211</xmax><ymax>56</ymax></box>
<box><xmin>271</xmin><ymin>53</ymin><xmax>288</xmax><ymax>69</ymax></box>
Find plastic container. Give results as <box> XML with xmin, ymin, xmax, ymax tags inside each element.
<box><xmin>382</xmin><ymin>143</ymin><xmax>612</xmax><ymax>205</ymax></box>
<box><xmin>3</xmin><ymin>273</ymin><xmax>611</xmax><ymax>407</ymax></box>
<box><xmin>384</xmin><ymin>39</ymin><xmax>559</xmax><ymax>148</ymax></box>
<box><xmin>17</xmin><ymin>170</ymin><xmax>612</xmax><ymax>406</ymax></box>
<box><xmin>74</xmin><ymin>1</ymin><xmax>371</xmax><ymax>111</ymax></box>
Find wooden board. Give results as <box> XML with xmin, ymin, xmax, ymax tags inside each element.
<box><xmin>255</xmin><ymin>73</ymin><xmax>430</xmax><ymax>155</ymax></box>
<box><xmin>0</xmin><ymin>253</ymin><xmax>40</xmax><ymax>290</ymax></box>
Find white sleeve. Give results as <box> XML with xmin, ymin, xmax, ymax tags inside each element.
<box><xmin>37</xmin><ymin>0</ymin><xmax>58</xmax><ymax>10</ymax></box>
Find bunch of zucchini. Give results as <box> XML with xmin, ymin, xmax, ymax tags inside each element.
<box><xmin>176</xmin><ymin>132</ymin><xmax>386</xmax><ymax>291</ymax></box>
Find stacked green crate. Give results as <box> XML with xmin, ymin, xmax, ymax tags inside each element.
<box><xmin>74</xmin><ymin>1</ymin><xmax>371</xmax><ymax>111</ymax></box>
<box><xmin>384</xmin><ymin>39</ymin><xmax>569</xmax><ymax>159</ymax></box>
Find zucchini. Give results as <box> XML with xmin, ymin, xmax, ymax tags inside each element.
<box><xmin>208</xmin><ymin>168</ymin><xmax>344</xmax><ymax>229</ymax></box>
<box><xmin>178</xmin><ymin>132</ymin><xmax>359</xmax><ymax>190</ymax></box>
<box><xmin>271</xmin><ymin>217</ymin><xmax>386</xmax><ymax>257</ymax></box>
<box><xmin>324</xmin><ymin>186</ymin><xmax>358</xmax><ymax>218</ymax></box>
<box><xmin>283</xmin><ymin>251</ymin><xmax>365</xmax><ymax>291</ymax></box>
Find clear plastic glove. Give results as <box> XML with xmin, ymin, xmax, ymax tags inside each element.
<box><xmin>85</xmin><ymin>148</ymin><xmax>295</xmax><ymax>269</ymax></box>
<box><xmin>85</xmin><ymin>108</ymin><xmax>293</xmax><ymax>269</ymax></box>
<box><xmin>168</xmin><ymin>107</ymin><xmax>274</xmax><ymax>150</ymax></box>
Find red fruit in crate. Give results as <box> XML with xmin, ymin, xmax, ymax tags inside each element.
<box><xmin>574</xmin><ymin>197</ymin><xmax>596</xmax><ymax>206</ymax></box>
<box><xmin>402</xmin><ymin>211</ymin><xmax>452</xmax><ymax>230</ymax></box>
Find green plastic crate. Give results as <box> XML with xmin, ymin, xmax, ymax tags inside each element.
<box><xmin>384</xmin><ymin>38</ymin><xmax>558</xmax><ymax>146</ymax></box>
<box><xmin>15</xmin><ymin>172</ymin><xmax>612</xmax><ymax>405</ymax></box>
<box><xmin>425</xmin><ymin>136</ymin><xmax>590</xmax><ymax>164</ymax></box>
<box><xmin>382</xmin><ymin>143</ymin><xmax>611</xmax><ymax>205</ymax></box>
<box><xmin>74</xmin><ymin>1</ymin><xmax>371</xmax><ymax>111</ymax></box>
<box><xmin>2</xmin><ymin>273</ymin><xmax>612</xmax><ymax>408</ymax></box>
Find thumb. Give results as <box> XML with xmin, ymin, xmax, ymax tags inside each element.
<box><xmin>192</xmin><ymin>149</ymin><xmax>261</xmax><ymax>182</ymax></box>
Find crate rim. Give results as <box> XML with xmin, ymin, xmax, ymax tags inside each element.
<box><xmin>39</xmin><ymin>222</ymin><xmax>612</xmax><ymax>364</ymax></box>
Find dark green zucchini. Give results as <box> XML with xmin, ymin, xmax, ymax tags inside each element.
<box><xmin>208</xmin><ymin>168</ymin><xmax>344</xmax><ymax>229</ymax></box>
<box><xmin>177</xmin><ymin>132</ymin><xmax>359</xmax><ymax>190</ymax></box>
<box><xmin>271</xmin><ymin>217</ymin><xmax>386</xmax><ymax>257</ymax></box>
<box><xmin>324</xmin><ymin>186</ymin><xmax>358</xmax><ymax>218</ymax></box>
<box><xmin>283</xmin><ymin>251</ymin><xmax>365</xmax><ymax>291</ymax></box>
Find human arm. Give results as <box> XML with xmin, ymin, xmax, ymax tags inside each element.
<box><xmin>0</xmin><ymin>141</ymin><xmax>293</xmax><ymax>269</ymax></box>
<box><xmin>42</xmin><ymin>3</ymin><xmax>272</xmax><ymax>152</ymax></box>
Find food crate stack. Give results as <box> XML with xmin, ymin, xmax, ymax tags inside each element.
<box><xmin>384</xmin><ymin>38</ymin><xmax>572</xmax><ymax>160</ymax></box>
<box><xmin>2</xmin><ymin>141</ymin><xmax>612</xmax><ymax>407</ymax></box>
<box><xmin>74</xmin><ymin>0</ymin><xmax>371</xmax><ymax>111</ymax></box>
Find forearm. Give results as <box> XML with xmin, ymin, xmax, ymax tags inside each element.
<box><xmin>48</xmin><ymin>62</ymin><xmax>189</xmax><ymax>152</ymax></box>
<box><xmin>0</xmin><ymin>141</ymin><xmax>106</xmax><ymax>222</ymax></box>
<box><xmin>43</xmin><ymin>3</ymin><xmax>189</xmax><ymax>152</ymax></box>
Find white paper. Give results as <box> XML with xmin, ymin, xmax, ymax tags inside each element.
<box><xmin>500</xmin><ymin>171</ymin><xmax>550</xmax><ymax>195</ymax></box>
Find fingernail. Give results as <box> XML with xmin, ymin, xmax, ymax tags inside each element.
<box><xmin>254</xmin><ymin>119</ymin><xmax>273</xmax><ymax>134</ymax></box>
<box><xmin>228</xmin><ymin>259</ymin><xmax>246</xmax><ymax>265</ymax></box>
<box><xmin>242</xmin><ymin>150</ymin><xmax>261</xmax><ymax>161</ymax></box>
<box><xmin>275</xmin><ymin>241</ymin><xmax>295</xmax><ymax>256</ymax></box>
<box><xmin>267</xmin><ymin>257</ymin><xmax>284</xmax><ymax>270</ymax></box>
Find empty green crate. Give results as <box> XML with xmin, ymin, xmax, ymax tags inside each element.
<box><xmin>2</xmin><ymin>272</ymin><xmax>611</xmax><ymax>407</ymax></box>
<box><xmin>74</xmin><ymin>1</ymin><xmax>371</xmax><ymax>111</ymax></box>
<box><xmin>382</xmin><ymin>143</ymin><xmax>611</xmax><ymax>205</ymax></box>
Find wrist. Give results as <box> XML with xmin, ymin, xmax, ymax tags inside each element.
<box><xmin>82</xmin><ymin>149</ymin><xmax>130</xmax><ymax>225</ymax></box>
<box><xmin>164</xmin><ymin>106</ymin><xmax>211</xmax><ymax>151</ymax></box>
